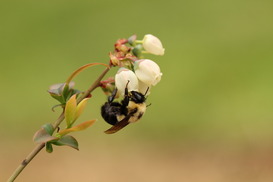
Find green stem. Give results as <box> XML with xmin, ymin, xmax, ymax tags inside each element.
<box><xmin>7</xmin><ymin>64</ymin><xmax>111</xmax><ymax>182</ymax></box>
<box><xmin>77</xmin><ymin>64</ymin><xmax>111</xmax><ymax>103</ymax></box>
<box><xmin>141</xmin><ymin>51</ymin><xmax>149</xmax><ymax>54</ymax></box>
<box><xmin>135</xmin><ymin>40</ymin><xmax>143</xmax><ymax>44</ymax></box>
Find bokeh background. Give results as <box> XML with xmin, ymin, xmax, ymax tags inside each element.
<box><xmin>1</xmin><ymin>0</ymin><xmax>273</xmax><ymax>181</ymax></box>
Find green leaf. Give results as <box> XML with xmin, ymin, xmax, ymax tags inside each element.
<box><xmin>42</xmin><ymin>123</ymin><xmax>54</xmax><ymax>135</ymax></box>
<box><xmin>62</xmin><ymin>83</ymin><xmax>74</xmax><ymax>102</ymax></box>
<box><xmin>58</xmin><ymin>120</ymin><xmax>96</xmax><ymax>136</ymax></box>
<box><xmin>48</xmin><ymin>94</ymin><xmax>64</xmax><ymax>104</ymax></box>
<box><xmin>53</xmin><ymin>135</ymin><xmax>79</xmax><ymax>150</ymax></box>
<box><xmin>65</xmin><ymin>94</ymin><xmax>77</xmax><ymax>127</ymax></box>
<box><xmin>48</xmin><ymin>83</ymin><xmax>66</xmax><ymax>103</ymax></box>
<box><xmin>46</xmin><ymin>142</ymin><xmax>53</xmax><ymax>153</ymax></box>
<box><xmin>128</xmin><ymin>34</ymin><xmax>137</xmax><ymax>45</ymax></box>
<box><xmin>33</xmin><ymin>128</ymin><xmax>58</xmax><ymax>144</ymax></box>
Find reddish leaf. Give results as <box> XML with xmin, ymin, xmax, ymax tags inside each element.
<box><xmin>33</xmin><ymin>128</ymin><xmax>58</xmax><ymax>143</ymax></box>
<box><xmin>58</xmin><ymin>120</ymin><xmax>96</xmax><ymax>136</ymax></box>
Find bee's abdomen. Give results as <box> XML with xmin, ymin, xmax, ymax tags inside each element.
<box><xmin>128</xmin><ymin>102</ymin><xmax>146</xmax><ymax>123</ymax></box>
<box><xmin>101</xmin><ymin>102</ymin><xmax>122</xmax><ymax>125</ymax></box>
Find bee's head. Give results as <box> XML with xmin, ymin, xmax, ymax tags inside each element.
<box><xmin>130</xmin><ymin>91</ymin><xmax>146</xmax><ymax>103</ymax></box>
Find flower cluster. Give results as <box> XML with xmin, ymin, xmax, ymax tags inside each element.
<box><xmin>104</xmin><ymin>34</ymin><xmax>164</xmax><ymax>97</ymax></box>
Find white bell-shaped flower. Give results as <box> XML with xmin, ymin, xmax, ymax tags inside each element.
<box><xmin>115</xmin><ymin>68</ymin><xmax>139</xmax><ymax>96</ymax></box>
<box><xmin>134</xmin><ymin>59</ymin><xmax>162</xmax><ymax>86</ymax></box>
<box><xmin>142</xmin><ymin>34</ymin><xmax>165</xmax><ymax>56</ymax></box>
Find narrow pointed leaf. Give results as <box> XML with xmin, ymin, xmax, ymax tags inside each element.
<box><xmin>65</xmin><ymin>94</ymin><xmax>77</xmax><ymax>127</ymax></box>
<box><xmin>58</xmin><ymin>120</ymin><xmax>96</xmax><ymax>136</ymax></box>
<box><xmin>53</xmin><ymin>135</ymin><xmax>79</xmax><ymax>150</ymax></box>
<box><xmin>62</xmin><ymin>83</ymin><xmax>70</xmax><ymax>99</ymax></box>
<box><xmin>75</xmin><ymin>98</ymin><xmax>89</xmax><ymax>121</ymax></box>
<box><xmin>33</xmin><ymin>128</ymin><xmax>58</xmax><ymax>143</ymax></box>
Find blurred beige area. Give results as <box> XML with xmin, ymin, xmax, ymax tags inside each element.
<box><xmin>2</xmin><ymin>138</ymin><xmax>273</xmax><ymax>182</ymax></box>
<box><xmin>1</xmin><ymin>0</ymin><xmax>273</xmax><ymax>181</ymax></box>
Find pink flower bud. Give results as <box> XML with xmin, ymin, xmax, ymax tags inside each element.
<box><xmin>142</xmin><ymin>34</ymin><xmax>165</xmax><ymax>56</ymax></box>
<box><xmin>115</xmin><ymin>68</ymin><xmax>139</xmax><ymax>96</ymax></box>
<box><xmin>134</xmin><ymin>59</ymin><xmax>162</xmax><ymax>86</ymax></box>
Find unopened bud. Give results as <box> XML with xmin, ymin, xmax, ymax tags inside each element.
<box><xmin>142</xmin><ymin>34</ymin><xmax>165</xmax><ymax>56</ymax></box>
<box><xmin>109</xmin><ymin>52</ymin><xmax>120</xmax><ymax>66</ymax></box>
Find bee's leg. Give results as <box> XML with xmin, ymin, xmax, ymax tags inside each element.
<box><xmin>108</xmin><ymin>88</ymin><xmax>118</xmax><ymax>103</ymax></box>
<box><xmin>146</xmin><ymin>103</ymin><xmax>152</xmax><ymax>107</ymax></box>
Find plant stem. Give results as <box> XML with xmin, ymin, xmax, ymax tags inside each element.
<box><xmin>7</xmin><ymin>65</ymin><xmax>111</xmax><ymax>182</ymax></box>
<box><xmin>7</xmin><ymin>143</ymin><xmax>45</xmax><ymax>182</ymax></box>
<box><xmin>134</xmin><ymin>40</ymin><xmax>143</xmax><ymax>44</ymax></box>
<box><xmin>77</xmin><ymin>64</ymin><xmax>111</xmax><ymax>102</ymax></box>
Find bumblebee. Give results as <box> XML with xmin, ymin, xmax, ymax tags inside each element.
<box><xmin>101</xmin><ymin>81</ymin><xmax>147</xmax><ymax>134</ymax></box>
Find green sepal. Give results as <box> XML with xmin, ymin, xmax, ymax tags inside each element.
<box><xmin>128</xmin><ymin>34</ymin><xmax>137</xmax><ymax>45</ymax></box>
<box><xmin>52</xmin><ymin>135</ymin><xmax>79</xmax><ymax>150</ymax></box>
<box><xmin>46</xmin><ymin>142</ymin><xmax>53</xmax><ymax>153</ymax></box>
<box><xmin>132</xmin><ymin>44</ymin><xmax>143</xmax><ymax>57</ymax></box>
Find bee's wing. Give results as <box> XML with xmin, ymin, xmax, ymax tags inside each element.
<box><xmin>104</xmin><ymin>108</ymin><xmax>138</xmax><ymax>134</ymax></box>
<box><xmin>104</xmin><ymin>116</ymin><xmax>131</xmax><ymax>134</ymax></box>
<box><xmin>104</xmin><ymin>115</ymin><xmax>130</xmax><ymax>134</ymax></box>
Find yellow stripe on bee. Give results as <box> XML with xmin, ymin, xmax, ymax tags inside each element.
<box><xmin>127</xmin><ymin>101</ymin><xmax>146</xmax><ymax>123</ymax></box>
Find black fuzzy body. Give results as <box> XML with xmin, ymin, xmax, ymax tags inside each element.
<box><xmin>101</xmin><ymin>101</ymin><xmax>127</xmax><ymax>125</ymax></box>
<box><xmin>101</xmin><ymin>86</ymin><xmax>146</xmax><ymax>126</ymax></box>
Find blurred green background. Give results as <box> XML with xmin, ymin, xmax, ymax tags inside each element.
<box><xmin>1</xmin><ymin>0</ymin><xmax>273</xmax><ymax>181</ymax></box>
